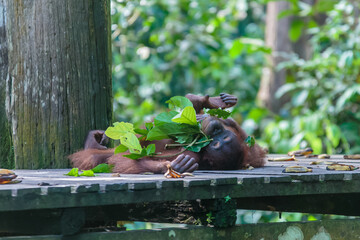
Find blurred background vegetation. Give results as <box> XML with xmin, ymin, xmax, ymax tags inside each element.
<box><xmin>111</xmin><ymin>0</ymin><xmax>360</xmax><ymax>155</ymax></box>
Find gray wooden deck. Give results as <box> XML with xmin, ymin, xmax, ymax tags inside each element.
<box><xmin>1</xmin><ymin>154</ymin><xmax>360</xmax><ymax>237</ymax></box>
<box><xmin>1</xmin><ymin>154</ymin><xmax>360</xmax><ymax>212</ymax></box>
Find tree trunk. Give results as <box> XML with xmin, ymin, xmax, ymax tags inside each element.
<box><xmin>5</xmin><ymin>0</ymin><xmax>112</xmax><ymax>169</ymax></box>
<box><xmin>0</xmin><ymin>0</ymin><xmax>13</xmax><ymax>169</ymax></box>
<box><xmin>257</xmin><ymin>1</ymin><xmax>292</xmax><ymax>113</ymax></box>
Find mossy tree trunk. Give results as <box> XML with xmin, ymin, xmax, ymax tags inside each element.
<box><xmin>5</xmin><ymin>0</ymin><xmax>112</xmax><ymax>169</ymax></box>
<box><xmin>0</xmin><ymin>0</ymin><xmax>14</xmax><ymax>169</ymax></box>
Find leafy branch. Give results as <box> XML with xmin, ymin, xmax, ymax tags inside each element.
<box><xmin>105</xmin><ymin>96</ymin><xmax>213</xmax><ymax>160</ymax></box>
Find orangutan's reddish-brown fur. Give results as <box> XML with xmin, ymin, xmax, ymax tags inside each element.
<box><xmin>69</xmin><ymin>94</ymin><xmax>266</xmax><ymax>174</ymax></box>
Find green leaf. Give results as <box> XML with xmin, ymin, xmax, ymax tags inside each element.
<box><xmin>65</xmin><ymin>168</ymin><xmax>80</xmax><ymax>177</ymax></box>
<box><xmin>145</xmin><ymin>122</ymin><xmax>154</xmax><ymax>131</ymax></box>
<box><xmin>175</xmin><ymin>134</ymin><xmax>195</xmax><ymax>144</ymax></box>
<box><xmin>224</xmin><ymin>195</ymin><xmax>231</xmax><ymax>203</ymax></box>
<box><xmin>275</xmin><ymin>83</ymin><xmax>298</xmax><ymax>99</ymax></box>
<box><xmin>120</xmin><ymin>133</ymin><xmax>143</xmax><ymax>153</ymax></box>
<box><xmin>146</xmin><ymin>144</ymin><xmax>156</xmax><ymax>155</ymax></box>
<box><xmin>172</xmin><ymin>106</ymin><xmax>197</xmax><ymax>125</ymax></box>
<box><xmin>134</xmin><ymin>128</ymin><xmax>148</xmax><ymax>136</ymax></box>
<box><xmin>91</xmin><ymin>163</ymin><xmax>113</xmax><ymax>173</ymax></box>
<box><xmin>123</xmin><ymin>153</ymin><xmax>144</xmax><ymax>160</ymax></box>
<box><xmin>105</xmin><ymin>122</ymin><xmax>135</xmax><ymax>140</ymax></box>
<box><xmin>313</xmin><ymin>0</ymin><xmax>337</xmax><ymax>13</ymax></box>
<box><xmin>186</xmin><ymin>136</ymin><xmax>211</xmax><ymax>152</ymax></box>
<box><xmin>326</xmin><ymin>124</ymin><xmax>341</xmax><ymax>148</ymax></box>
<box><xmin>147</xmin><ymin>126</ymin><xmax>170</xmax><ymax>141</ymax></box>
<box><xmin>115</xmin><ymin>144</ymin><xmax>128</xmax><ymax>154</ymax></box>
<box><xmin>229</xmin><ymin>40</ymin><xmax>244</xmax><ymax>58</ymax></box>
<box><xmin>80</xmin><ymin>170</ymin><xmax>95</xmax><ymax>177</ymax></box>
<box><xmin>205</xmin><ymin>108</ymin><xmax>231</xmax><ymax>119</ymax></box>
<box><xmin>292</xmin><ymin>90</ymin><xmax>309</xmax><ymax>107</ymax></box>
<box><xmin>147</xmin><ymin>123</ymin><xmax>200</xmax><ymax>141</ymax></box>
<box><xmin>166</xmin><ymin>96</ymin><xmax>193</xmax><ymax>110</ymax></box>
<box><xmin>154</xmin><ymin>111</ymin><xmax>179</xmax><ymax>126</ymax></box>
<box><xmin>245</xmin><ymin>136</ymin><xmax>255</xmax><ymax>148</ymax></box>
<box><xmin>289</xmin><ymin>19</ymin><xmax>304</xmax><ymax>42</ymax></box>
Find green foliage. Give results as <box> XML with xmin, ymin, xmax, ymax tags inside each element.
<box><xmin>245</xmin><ymin>0</ymin><xmax>360</xmax><ymax>154</ymax></box>
<box><xmin>171</xmin><ymin>106</ymin><xmax>198</xmax><ymax>125</ymax></box>
<box><xmin>92</xmin><ymin>163</ymin><xmax>114</xmax><ymax>173</ymax></box>
<box><xmin>245</xmin><ymin>136</ymin><xmax>256</xmax><ymax>148</ymax></box>
<box><xmin>65</xmin><ymin>168</ymin><xmax>80</xmax><ymax>177</ymax></box>
<box><xmin>107</xmin><ymin>96</ymin><xmax>212</xmax><ymax>159</ymax></box>
<box><xmin>80</xmin><ymin>170</ymin><xmax>95</xmax><ymax>177</ymax></box>
<box><xmin>204</xmin><ymin>108</ymin><xmax>232</xmax><ymax>119</ymax></box>
<box><xmin>166</xmin><ymin>96</ymin><xmax>193</xmax><ymax>110</ymax></box>
<box><xmin>111</xmin><ymin>0</ymin><xmax>266</xmax><ymax>127</ymax></box>
<box><xmin>65</xmin><ymin>168</ymin><xmax>95</xmax><ymax>177</ymax></box>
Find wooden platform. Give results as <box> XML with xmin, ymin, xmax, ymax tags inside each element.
<box><xmin>1</xmin><ymin>154</ymin><xmax>360</xmax><ymax>237</ymax></box>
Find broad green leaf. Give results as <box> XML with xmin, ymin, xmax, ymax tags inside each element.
<box><xmin>65</xmin><ymin>168</ymin><xmax>80</xmax><ymax>177</ymax></box>
<box><xmin>326</xmin><ymin>124</ymin><xmax>341</xmax><ymax>148</ymax></box>
<box><xmin>205</xmin><ymin>108</ymin><xmax>231</xmax><ymax>119</ymax></box>
<box><xmin>175</xmin><ymin>134</ymin><xmax>195</xmax><ymax>144</ymax></box>
<box><xmin>105</xmin><ymin>122</ymin><xmax>135</xmax><ymax>140</ymax></box>
<box><xmin>146</xmin><ymin>144</ymin><xmax>156</xmax><ymax>155</ymax></box>
<box><xmin>289</xmin><ymin>19</ymin><xmax>304</xmax><ymax>42</ymax></box>
<box><xmin>147</xmin><ymin>126</ymin><xmax>170</xmax><ymax>141</ymax></box>
<box><xmin>172</xmin><ymin>106</ymin><xmax>197</xmax><ymax>125</ymax></box>
<box><xmin>224</xmin><ymin>195</ymin><xmax>231</xmax><ymax>203</ymax></box>
<box><xmin>313</xmin><ymin>0</ymin><xmax>337</xmax><ymax>13</ymax></box>
<box><xmin>115</xmin><ymin>144</ymin><xmax>128</xmax><ymax>154</ymax></box>
<box><xmin>229</xmin><ymin>40</ymin><xmax>244</xmax><ymax>58</ymax></box>
<box><xmin>147</xmin><ymin>123</ymin><xmax>200</xmax><ymax>141</ymax></box>
<box><xmin>123</xmin><ymin>153</ymin><xmax>144</xmax><ymax>160</ymax></box>
<box><xmin>275</xmin><ymin>83</ymin><xmax>297</xmax><ymax>99</ymax></box>
<box><xmin>80</xmin><ymin>170</ymin><xmax>95</xmax><ymax>177</ymax></box>
<box><xmin>120</xmin><ymin>133</ymin><xmax>142</xmax><ymax>153</ymax></box>
<box><xmin>145</xmin><ymin>122</ymin><xmax>154</xmax><ymax>131</ymax></box>
<box><xmin>92</xmin><ymin>163</ymin><xmax>113</xmax><ymax>173</ymax></box>
<box><xmin>186</xmin><ymin>136</ymin><xmax>212</xmax><ymax>152</ymax></box>
<box><xmin>166</xmin><ymin>96</ymin><xmax>193</xmax><ymax>110</ymax></box>
<box><xmin>245</xmin><ymin>136</ymin><xmax>255</xmax><ymax>148</ymax></box>
<box><xmin>336</xmin><ymin>85</ymin><xmax>360</xmax><ymax>112</ymax></box>
<box><xmin>292</xmin><ymin>90</ymin><xmax>308</xmax><ymax>107</ymax></box>
<box><xmin>134</xmin><ymin>128</ymin><xmax>148</xmax><ymax>136</ymax></box>
<box><xmin>154</xmin><ymin>111</ymin><xmax>179</xmax><ymax>126</ymax></box>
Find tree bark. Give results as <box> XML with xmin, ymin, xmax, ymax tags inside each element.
<box><xmin>0</xmin><ymin>0</ymin><xmax>13</xmax><ymax>169</ymax></box>
<box><xmin>5</xmin><ymin>0</ymin><xmax>112</xmax><ymax>169</ymax></box>
<box><xmin>257</xmin><ymin>1</ymin><xmax>292</xmax><ymax>113</ymax></box>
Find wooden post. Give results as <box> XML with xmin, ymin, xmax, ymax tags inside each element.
<box><xmin>0</xmin><ymin>0</ymin><xmax>13</xmax><ymax>169</ymax></box>
<box><xmin>5</xmin><ymin>0</ymin><xmax>112</xmax><ymax>169</ymax></box>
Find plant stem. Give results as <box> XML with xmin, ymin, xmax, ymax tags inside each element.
<box><xmin>165</xmin><ymin>138</ymin><xmax>213</xmax><ymax>149</ymax></box>
<box><xmin>152</xmin><ymin>135</ymin><xmax>201</xmax><ymax>158</ymax></box>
